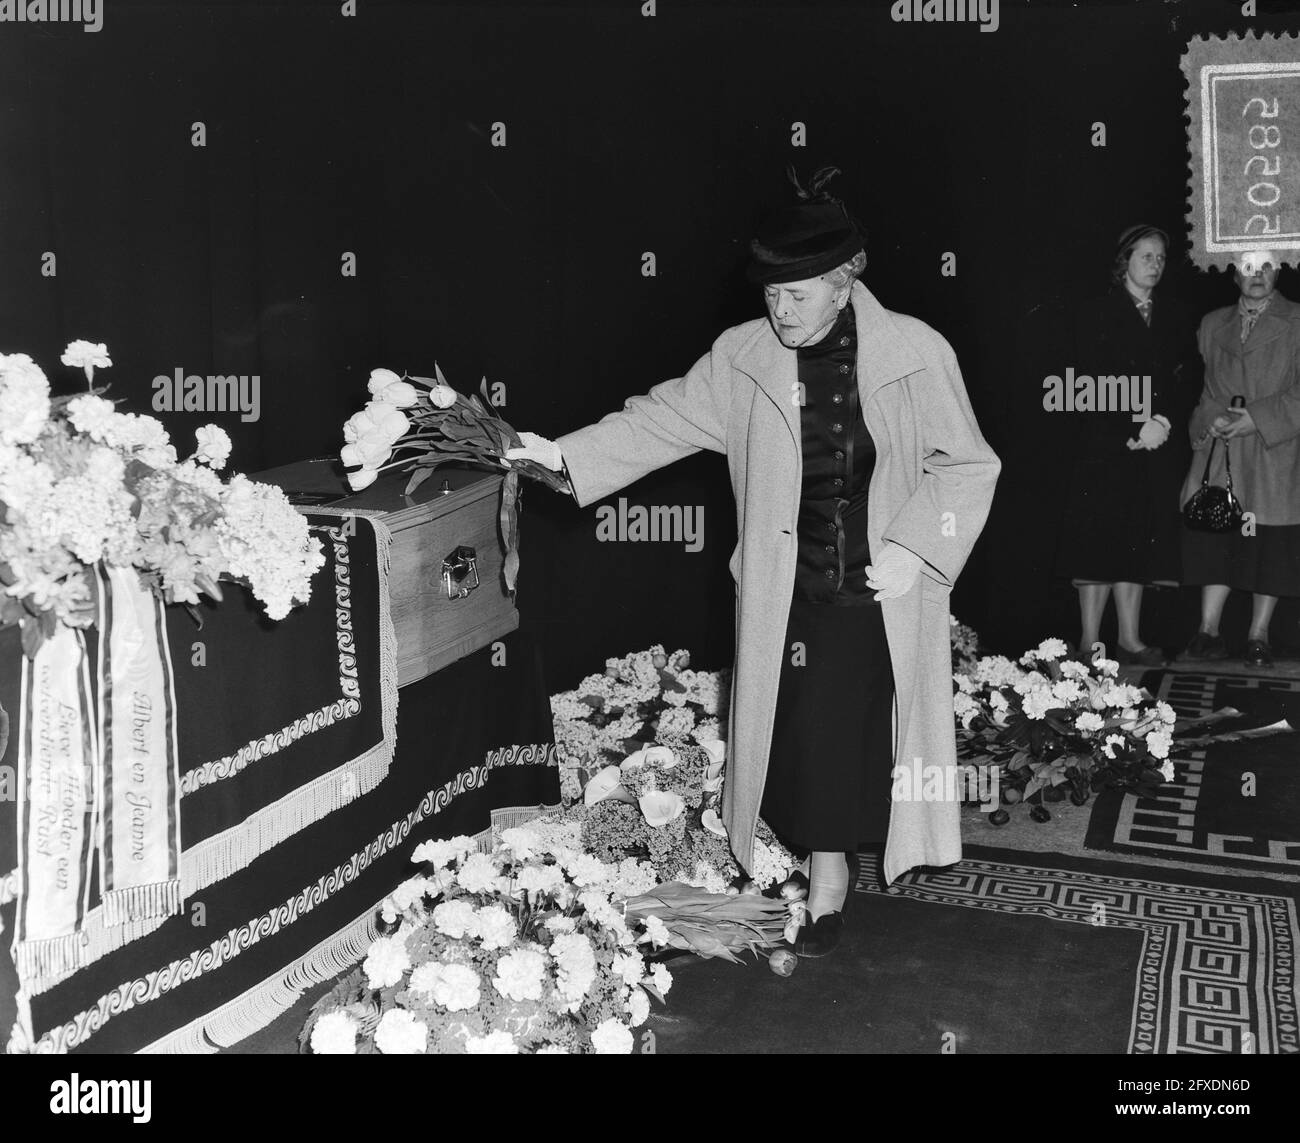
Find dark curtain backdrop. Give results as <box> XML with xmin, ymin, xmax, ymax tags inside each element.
<box><xmin>2</xmin><ymin>0</ymin><xmax>1298</xmax><ymax>689</ymax></box>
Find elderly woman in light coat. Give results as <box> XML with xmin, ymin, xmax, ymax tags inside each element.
<box><xmin>509</xmin><ymin>171</ymin><xmax>1000</xmax><ymax>958</ymax></box>
<box><xmin>1179</xmin><ymin>252</ymin><xmax>1300</xmax><ymax>668</ymax></box>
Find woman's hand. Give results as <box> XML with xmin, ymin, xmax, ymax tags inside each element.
<box><xmin>1218</xmin><ymin>405</ymin><xmax>1258</xmax><ymax>440</ymax></box>
<box><xmin>1127</xmin><ymin>413</ymin><xmax>1171</xmax><ymax>451</ymax></box>
<box><xmin>864</xmin><ymin>543</ymin><xmax>925</xmax><ymax>601</ymax></box>
<box><xmin>504</xmin><ymin>431</ymin><xmax>564</xmax><ymax>471</ymax></box>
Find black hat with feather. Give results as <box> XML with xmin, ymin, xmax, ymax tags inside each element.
<box><xmin>748</xmin><ymin>165</ymin><xmax>866</xmax><ymax>285</ymax></box>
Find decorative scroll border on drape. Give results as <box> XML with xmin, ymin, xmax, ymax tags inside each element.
<box><xmin>15</xmin><ymin>744</ymin><xmax>556</xmax><ymax>1053</ymax></box>
<box><xmin>178</xmin><ymin>518</ymin><xmax>382</xmax><ymax>793</ymax></box>
<box><xmin>6</xmin><ymin>513</ymin><xmax>400</xmax><ymax>1000</ymax></box>
<box><xmin>139</xmin><ymin>906</ymin><xmax>382</xmax><ymax>1054</ymax></box>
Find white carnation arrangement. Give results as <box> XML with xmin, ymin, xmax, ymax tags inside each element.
<box><xmin>952</xmin><ymin>631</ymin><xmax>1180</xmax><ymax>821</ymax></box>
<box><xmin>0</xmin><ymin>342</ymin><xmax>324</xmax><ymax>654</ymax></box>
<box><xmin>302</xmin><ymin>827</ymin><xmax>672</xmax><ymax>1055</ymax></box>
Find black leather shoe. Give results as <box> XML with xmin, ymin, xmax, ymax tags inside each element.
<box><xmin>1244</xmin><ymin>639</ymin><xmax>1274</xmax><ymax>668</ymax></box>
<box><xmin>1115</xmin><ymin>644</ymin><xmax>1167</xmax><ymax>668</ymax></box>
<box><xmin>1180</xmin><ymin>632</ymin><xmax>1229</xmax><ymax>661</ymax></box>
<box><xmin>794</xmin><ymin>910</ymin><xmax>844</xmax><ymax>958</ymax></box>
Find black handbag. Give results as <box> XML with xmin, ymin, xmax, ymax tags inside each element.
<box><xmin>1182</xmin><ymin>435</ymin><xmax>1245</xmax><ymax>533</ymax></box>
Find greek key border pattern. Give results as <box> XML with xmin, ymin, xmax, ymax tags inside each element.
<box><xmin>179</xmin><ymin>526</ymin><xmax>360</xmax><ymax>794</ymax></box>
<box><xmin>27</xmin><ymin>742</ymin><xmax>557</xmax><ymax>1053</ymax></box>
<box><xmin>859</xmin><ymin>856</ymin><xmax>1298</xmax><ymax>1055</ymax></box>
<box><xmin>1109</xmin><ymin>673</ymin><xmax>1300</xmax><ymax>869</ymax></box>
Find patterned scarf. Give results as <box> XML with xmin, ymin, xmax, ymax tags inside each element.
<box><xmin>1239</xmin><ymin>294</ymin><xmax>1272</xmax><ymax>342</ymax></box>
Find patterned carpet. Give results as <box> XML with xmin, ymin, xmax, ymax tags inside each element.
<box><xmin>638</xmin><ymin>845</ymin><xmax>1297</xmax><ymax>1054</ymax></box>
<box><xmin>857</xmin><ymin>846</ymin><xmax>1297</xmax><ymax>1054</ymax></box>
<box><xmin>1085</xmin><ymin>670</ymin><xmax>1300</xmax><ymax>874</ymax></box>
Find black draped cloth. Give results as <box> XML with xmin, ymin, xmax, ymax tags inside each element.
<box><xmin>761</xmin><ymin>303</ymin><xmax>896</xmax><ymax>853</ymax></box>
<box><xmin>0</xmin><ymin>514</ymin><xmax>558</xmax><ymax>1052</ymax></box>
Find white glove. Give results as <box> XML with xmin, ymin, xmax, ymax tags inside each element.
<box><xmin>1127</xmin><ymin>414</ymin><xmax>1170</xmax><ymax>451</ymax></box>
<box><xmin>864</xmin><ymin>543</ymin><xmax>925</xmax><ymax>601</ymax></box>
<box><xmin>504</xmin><ymin>431</ymin><xmax>563</xmax><ymax>472</ymax></box>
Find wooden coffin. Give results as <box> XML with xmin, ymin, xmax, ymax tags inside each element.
<box><xmin>256</xmin><ymin>458</ymin><xmax>519</xmax><ymax>687</ymax></box>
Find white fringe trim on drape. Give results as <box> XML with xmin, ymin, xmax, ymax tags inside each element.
<box><xmin>472</xmin><ymin>803</ymin><xmax>564</xmax><ymax>852</ymax></box>
<box><xmin>137</xmin><ymin>906</ymin><xmax>380</xmax><ymax>1054</ymax></box>
<box><xmin>13</xmin><ymin>742</ymin><xmax>558</xmax><ymax>1051</ymax></box>
<box><xmin>100</xmin><ymin>881</ymin><xmax>184</xmax><ymax>929</ymax></box>
<box><xmin>15</xmin><ymin>513</ymin><xmax>400</xmax><ymax>998</ymax></box>
<box><xmin>14</xmin><ymin>934</ymin><xmax>86</xmax><ymax>984</ymax></box>
<box><xmin>180</xmin><ymin>749</ymin><xmax>393</xmax><ymax>897</ymax></box>
<box><xmin>18</xmin><ymin>910</ymin><xmax>172</xmax><ymax>998</ymax></box>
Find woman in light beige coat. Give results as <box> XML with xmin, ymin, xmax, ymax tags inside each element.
<box><xmin>510</xmin><ymin>175</ymin><xmax>1000</xmax><ymax>956</ymax></box>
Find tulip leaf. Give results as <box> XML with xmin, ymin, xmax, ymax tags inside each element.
<box><xmin>405</xmin><ymin>467</ymin><xmax>437</xmax><ymax>497</ymax></box>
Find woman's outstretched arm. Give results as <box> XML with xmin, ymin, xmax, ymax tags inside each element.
<box><xmin>546</xmin><ymin>345</ymin><xmax>733</xmax><ymax>509</ymax></box>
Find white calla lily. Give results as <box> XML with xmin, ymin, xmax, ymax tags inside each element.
<box><xmin>621</xmin><ymin>744</ymin><xmax>676</xmax><ymax>772</ymax></box>
<box><xmin>643</xmin><ymin>745</ymin><xmax>677</xmax><ymax>767</ymax></box>
<box><xmin>697</xmin><ymin>739</ymin><xmax>726</xmax><ymax>765</ymax></box>
<box><xmin>702</xmin><ymin>759</ymin><xmax>725</xmax><ymax>793</ymax></box>
<box><xmin>583</xmin><ymin>765</ymin><xmax>626</xmax><ymax>806</ymax></box>
<box><xmin>638</xmin><ymin>791</ymin><xmax>685</xmax><ymax>828</ymax></box>
<box><xmin>700</xmin><ymin>809</ymin><xmax>728</xmax><ymax>837</ymax></box>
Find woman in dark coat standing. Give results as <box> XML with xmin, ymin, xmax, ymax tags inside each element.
<box><xmin>1054</xmin><ymin>225</ymin><xmax>1202</xmax><ymax>665</ymax></box>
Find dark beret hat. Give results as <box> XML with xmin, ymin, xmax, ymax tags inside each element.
<box><xmin>1114</xmin><ymin>223</ymin><xmax>1169</xmax><ymax>261</ymax></box>
<box><xmin>748</xmin><ymin>166</ymin><xmax>866</xmax><ymax>285</ymax></box>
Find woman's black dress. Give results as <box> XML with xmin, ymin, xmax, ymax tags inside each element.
<box><xmin>759</xmin><ymin>303</ymin><xmax>896</xmax><ymax>854</ymax></box>
<box><xmin>1052</xmin><ymin>288</ymin><xmax>1202</xmax><ymax>584</ymax></box>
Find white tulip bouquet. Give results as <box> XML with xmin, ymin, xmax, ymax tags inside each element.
<box><xmin>340</xmin><ymin>366</ymin><xmax>568</xmax><ymax>593</ymax></box>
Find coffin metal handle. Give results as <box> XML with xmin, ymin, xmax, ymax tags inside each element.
<box><xmin>441</xmin><ymin>545</ymin><xmax>480</xmax><ymax>599</ymax></box>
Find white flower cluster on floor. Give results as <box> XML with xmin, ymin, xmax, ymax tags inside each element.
<box><xmin>303</xmin><ymin>824</ymin><xmax>672</xmax><ymax>1055</ymax></box>
<box><xmin>0</xmin><ymin>343</ymin><xmax>323</xmax><ymax>652</ymax></box>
